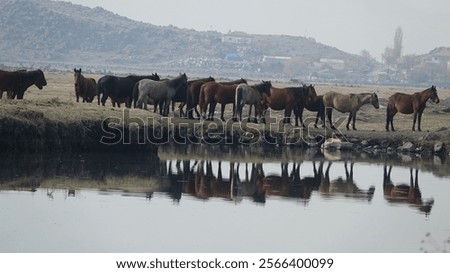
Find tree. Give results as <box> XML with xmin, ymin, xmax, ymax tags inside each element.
<box><xmin>382</xmin><ymin>27</ymin><xmax>403</xmax><ymax>66</ymax></box>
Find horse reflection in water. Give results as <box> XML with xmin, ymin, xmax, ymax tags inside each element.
<box><xmin>162</xmin><ymin>160</ymin><xmax>376</xmax><ymax>205</ymax></box>
<box><xmin>383</xmin><ymin>165</ymin><xmax>434</xmax><ymax>216</ymax></box>
<box><xmin>164</xmin><ymin>160</ymin><xmax>242</xmax><ymax>202</ymax></box>
<box><xmin>263</xmin><ymin>162</ymin><xmax>320</xmax><ymax>204</ymax></box>
<box><xmin>319</xmin><ymin>162</ymin><xmax>375</xmax><ymax>201</ymax></box>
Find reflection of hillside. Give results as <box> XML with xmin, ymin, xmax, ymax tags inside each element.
<box><xmin>0</xmin><ymin>152</ymin><xmax>161</xmax><ymax>193</ymax></box>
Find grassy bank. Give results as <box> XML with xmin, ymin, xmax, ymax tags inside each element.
<box><xmin>1</xmin><ymin>71</ymin><xmax>449</xmax><ymax>153</ymax></box>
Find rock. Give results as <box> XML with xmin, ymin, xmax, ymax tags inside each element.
<box><xmin>399</xmin><ymin>141</ymin><xmax>415</xmax><ymax>152</ymax></box>
<box><xmin>361</xmin><ymin>140</ymin><xmax>369</xmax><ymax>147</ymax></box>
<box><xmin>321</xmin><ymin>138</ymin><xmax>353</xmax><ymax>150</ymax></box>
<box><xmin>434</xmin><ymin>141</ymin><xmax>444</xmax><ymax>154</ymax></box>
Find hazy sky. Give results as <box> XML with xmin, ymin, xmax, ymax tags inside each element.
<box><xmin>66</xmin><ymin>0</ymin><xmax>450</xmax><ymax>60</ymax></box>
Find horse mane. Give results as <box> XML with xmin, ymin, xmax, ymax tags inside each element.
<box><xmin>167</xmin><ymin>73</ymin><xmax>187</xmax><ymax>88</ymax></box>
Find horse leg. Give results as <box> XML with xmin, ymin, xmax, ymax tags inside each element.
<box><xmin>220</xmin><ymin>104</ymin><xmax>226</xmax><ymax>121</ymax></box>
<box><xmin>386</xmin><ymin>107</ymin><xmax>391</xmax><ymax>131</ymax></box>
<box><xmin>164</xmin><ymin>99</ymin><xmax>171</xmax><ymax>117</ymax></box>
<box><xmin>346</xmin><ymin>112</ymin><xmax>352</xmax><ymax>130</ymax></box>
<box><xmin>326</xmin><ymin>107</ymin><xmax>336</xmax><ymax>130</ymax></box>
<box><xmin>209</xmin><ymin>102</ymin><xmax>217</xmax><ymax>120</ymax></box>
<box><xmin>295</xmin><ymin>107</ymin><xmax>306</xmax><ymax>128</ymax></box>
<box><xmin>387</xmin><ymin>107</ymin><xmax>397</xmax><ymax>132</ymax></box>
<box><xmin>417</xmin><ymin>110</ymin><xmax>424</xmax><ymax>131</ymax></box>
<box><xmin>101</xmin><ymin>94</ymin><xmax>108</xmax><ymax>106</ymax></box>
<box><xmin>352</xmin><ymin>112</ymin><xmax>357</xmax><ymax>130</ymax></box>
<box><xmin>412</xmin><ymin>111</ymin><xmax>418</xmax><ymax>131</ymax></box>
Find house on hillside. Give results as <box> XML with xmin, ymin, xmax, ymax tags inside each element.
<box><xmin>222</xmin><ymin>31</ymin><xmax>253</xmax><ymax>44</ymax></box>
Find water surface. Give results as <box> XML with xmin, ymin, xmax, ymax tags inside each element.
<box><xmin>1</xmin><ymin>145</ymin><xmax>449</xmax><ymax>253</ymax></box>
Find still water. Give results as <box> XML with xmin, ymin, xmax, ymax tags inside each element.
<box><xmin>1</xmin><ymin>145</ymin><xmax>449</xmax><ymax>253</ymax></box>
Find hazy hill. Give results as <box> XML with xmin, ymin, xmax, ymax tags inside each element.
<box><xmin>0</xmin><ymin>0</ymin><xmax>372</xmax><ymax>78</ymax></box>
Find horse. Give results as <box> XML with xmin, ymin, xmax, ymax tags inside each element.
<box><xmin>263</xmin><ymin>85</ymin><xmax>314</xmax><ymax>125</ymax></box>
<box><xmin>135</xmin><ymin>73</ymin><xmax>188</xmax><ymax>116</ymax></box>
<box><xmin>73</xmin><ymin>68</ymin><xmax>96</xmax><ymax>103</ymax></box>
<box><xmin>97</xmin><ymin>73</ymin><xmax>160</xmax><ymax>107</ymax></box>
<box><xmin>0</xmin><ymin>69</ymin><xmax>47</xmax><ymax>99</ymax></box>
<box><xmin>234</xmin><ymin>81</ymin><xmax>272</xmax><ymax>122</ymax></box>
<box><xmin>319</xmin><ymin>162</ymin><xmax>375</xmax><ymax>201</ymax></box>
<box><xmin>293</xmin><ymin>85</ymin><xmax>323</xmax><ymax>127</ymax></box>
<box><xmin>186</xmin><ymin>76</ymin><xmax>215</xmax><ymax>119</ymax></box>
<box><xmin>323</xmin><ymin>91</ymin><xmax>379</xmax><ymax>130</ymax></box>
<box><xmin>198</xmin><ymin>78</ymin><xmax>247</xmax><ymax>120</ymax></box>
<box><xmin>386</xmin><ymin>85</ymin><xmax>439</xmax><ymax>132</ymax></box>
<box><xmin>383</xmin><ymin>165</ymin><xmax>434</xmax><ymax>215</ymax></box>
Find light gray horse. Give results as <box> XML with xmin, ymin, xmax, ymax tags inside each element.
<box><xmin>234</xmin><ymin>81</ymin><xmax>271</xmax><ymax>122</ymax></box>
<box><xmin>136</xmin><ymin>73</ymin><xmax>188</xmax><ymax>116</ymax></box>
<box><xmin>323</xmin><ymin>91</ymin><xmax>379</xmax><ymax>130</ymax></box>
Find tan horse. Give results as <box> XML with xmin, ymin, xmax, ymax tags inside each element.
<box><xmin>323</xmin><ymin>91</ymin><xmax>379</xmax><ymax>130</ymax></box>
<box><xmin>386</xmin><ymin>85</ymin><xmax>439</xmax><ymax>131</ymax></box>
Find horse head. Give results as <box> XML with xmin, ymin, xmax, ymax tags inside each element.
<box><xmin>429</xmin><ymin>85</ymin><xmax>440</xmax><ymax>103</ymax></box>
<box><xmin>152</xmin><ymin>73</ymin><xmax>160</xmax><ymax>81</ymax></box>
<box><xmin>371</xmin><ymin>92</ymin><xmax>380</xmax><ymax>109</ymax></box>
<box><xmin>35</xmin><ymin>69</ymin><xmax>47</xmax><ymax>90</ymax></box>
<box><xmin>73</xmin><ymin>68</ymin><xmax>82</xmax><ymax>93</ymax></box>
<box><xmin>256</xmin><ymin>80</ymin><xmax>272</xmax><ymax>96</ymax></box>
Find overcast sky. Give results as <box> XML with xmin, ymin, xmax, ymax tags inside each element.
<box><xmin>66</xmin><ymin>0</ymin><xmax>450</xmax><ymax>60</ymax></box>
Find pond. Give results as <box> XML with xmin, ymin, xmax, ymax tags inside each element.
<box><xmin>1</xmin><ymin>144</ymin><xmax>449</xmax><ymax>253</ymax></box>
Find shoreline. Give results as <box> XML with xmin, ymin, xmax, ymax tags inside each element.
<box><xmin>1</xmin><ymin>98</ymin><xmax>448</xmax><ymax>156</ymax></box>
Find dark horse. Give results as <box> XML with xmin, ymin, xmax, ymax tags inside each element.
<box><xmin>264</xmin><ymin>85</ymin><xmax>315</xmax><ymax>125</ymax></box>
<box><xmin>386</xmin><ymin>85</ymin><xmax>439</xmax><ymax>131</ymax></box>
<box><xmin>0</xmin><ymin>69</ymin><xmax>47</xmax><ymax>99</ymax></box>
<box><xmin>186</xmin><ymin>76</ymin><xmax>216</xmax><ymax>119</ymax></box>
<box><xmin>73</xmin><ymin>68</ymin><xmax>96</xmax><ymax>103</ymax></box>
<box><xmin>97</xmin><ymin>73</ymin><xmax>160</xmax><ymax>107</ymax></box>
<box><xmin>293</xmin><ymin>85</ymin><xmax>323</xmax><ymax>127</ymax></box>
<box><xmin>199</xmin><ymin>78</ymin><xmax>247</xmax><ymax>120</ymax></box>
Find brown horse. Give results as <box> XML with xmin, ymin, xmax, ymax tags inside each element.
<box><xmin>293</xmin><ymin>85</ymin><xmax>322</xmax><ymax>127</ymax></box>
<box><xmin>323</xmin><ymin>91</ymin><xmax>379</xmax><ymax>130</ymax></box>
<box><xmin>185</xmin><ymin>76</ymin><xmax>215</xmax><ymax>119</ymax></box>
<box><xmin>199</xmin><ymin>78</ymin><xmax>247</xmax><ymax>120</ymax></box>
<box><xmin>383</xmin><ymin>165</ymin><xmax>433</xmax><ymax>215</ymax></box>
<box><xmin>386</xmin><ymin>85</ymin><xmax>439</xmax><ymax>131</ymax></box>
<box><xmin>264</xmin><ymin>85</ymin><xmax>314</xmax><ymax>125</ymax></box>
<box><xmin>0</xmin><ymin>69</ymin><xmax>47</xmax><ymax>99</ymax></box>
<box><xmin>73</xmin><ymin>68</ymin><xmax>96</xmax><ymax>103</ymax></box>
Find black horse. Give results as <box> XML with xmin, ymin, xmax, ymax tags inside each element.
<box><xmin>97</xmin><ymin>73</ymin><xmax>160</xmax><ymax>107</ymax></box>
<box><xmin>0</xmin><ymin>69</ymin><xmax>47</xmax><ymax>99</ymax></box>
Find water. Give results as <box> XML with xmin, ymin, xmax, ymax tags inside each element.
<box><xmin>1</xmin><ymin>145</ymin><xmax>449</xmax><ymax>253</ymax></box>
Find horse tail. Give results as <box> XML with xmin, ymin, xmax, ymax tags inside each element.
<box><xmin>97</xmin><ymin>80</ymin><xmax>103</xmax><ymax>105</ymax></box>
<box><xmin>186</xmin><ymin>83</ymin><xmax>194</xmax><ymax>119</ymax></box>
<box><xmin>198</xmin><ymin>84</ymin><xmax>207</xmax><ymax>117</ymax></box>
<box><xmin>235</xmin><ymin>84</ymin><xmax>243</xmax><ymax>119</ymax></box>
<box><xmin>132</xmin><ymin>82</ymin><xmax>140</xmax><ymax>108</ymax></box>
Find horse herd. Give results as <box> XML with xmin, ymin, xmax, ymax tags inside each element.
<box><xmin>0</xmin><ymin>68</ymin><xmax>441</xmax><ymax>132</ymax></box>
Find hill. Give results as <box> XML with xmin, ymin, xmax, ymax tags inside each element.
<box><xmin>0</xmin><ymin>0</ymin><xmax>374</xmax><ymax>80</ymax></box>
